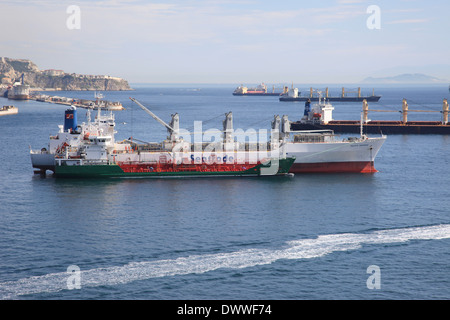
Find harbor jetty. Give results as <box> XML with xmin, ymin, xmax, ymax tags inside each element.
<box><xmin>29</xmin><ymin>92</ymin><xmax>124</xmax><ymax>110</ymax></box>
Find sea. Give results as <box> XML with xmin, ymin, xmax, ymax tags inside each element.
<box><xmin>0</xmin><ymin>84</ymin><xmax>449</xmax><ymax>303</ymax></box>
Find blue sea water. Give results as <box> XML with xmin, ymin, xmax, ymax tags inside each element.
<box><xmin>0</xmin><ymin>84</ymin><xmax>449</xmax><ymax>300</ymax></box>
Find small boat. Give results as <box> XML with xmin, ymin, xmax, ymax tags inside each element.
<box><xmin>0</xmin><ymin>105</ymin><xmax>18</xmax><ymax>116</ymax></box>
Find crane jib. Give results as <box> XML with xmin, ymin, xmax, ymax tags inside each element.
<box><xmin>129</xmin><ymin>97</ymin><xmax>175</xmax><ymax>133</ymax></box>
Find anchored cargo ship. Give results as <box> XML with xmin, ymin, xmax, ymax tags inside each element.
<box><xmin>233</xmin><ymin>83</ymin><xmax>287</xmax><ymax>96</ymax></box>
<box><xmin>280</xmin><ymin>87</ymin><xmax>381</xmax><ymax>102</ymax></box>
<box><xmin>30</xmin><ymin>99</ymin><xmax>295</xmax><ymax>178</ymax></box>
<box><xmin>274</xmin><ymin>113</ymin><xmax>386</xmax><ymax>173</ymax></box>
<box><xmin>6</xmin><ymin>74</ymin><xmax>30</xmax><ymax>100</ymax></box>
<box><xmin>290</xmin><ymin>96</ymin><xmax>450</xmax><ymax>134</ymax></box>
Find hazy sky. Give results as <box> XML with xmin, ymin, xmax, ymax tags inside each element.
<box><xmin>1</xmin><ymin>0</ymin><xmax>449</xmax><ymax>84</ymax></box>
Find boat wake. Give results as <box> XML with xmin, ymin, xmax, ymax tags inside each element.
<box><xmin>1</xmin><ymin>224</ymin><xmax>449</xmax><ymax>299</ymax></box>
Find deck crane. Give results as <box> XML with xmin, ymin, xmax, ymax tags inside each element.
<box><xmin>129</xmin><ymin>97</ymin><xmax>179</xmax><ymax>142</ymax></box>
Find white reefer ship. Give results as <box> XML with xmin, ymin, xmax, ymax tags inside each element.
<box><xmin>273</xmin><ymin>98</ymin><xmax>386</xmax><ymax>173</ymax></box>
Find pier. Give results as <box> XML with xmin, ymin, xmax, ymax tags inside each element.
<box><xmin>29</xmin><ymin>92</ymin><xmax>124</xmax><ymax>110</ymax></box>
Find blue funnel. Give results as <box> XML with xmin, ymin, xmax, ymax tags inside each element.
<box><xmin>304</xmin><ymin>100</ymin><xmax>311</xmax><ymax>116</ymax></box>
<box><xmin>64</xmin><ymin>106</ymin><xmax>78</xmax><ymax>132</ymax></box>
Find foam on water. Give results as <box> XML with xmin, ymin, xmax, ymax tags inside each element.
<box><xmin>1</xmin><ymin>224</ymin><xmax>449</xmax><ymax>299</ymax></box>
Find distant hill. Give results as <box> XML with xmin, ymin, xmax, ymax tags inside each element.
<box><xmin>362</xmin><ymin>73</ymin><xmax>447</xmax><ymax>84</ymax></box>
<box><xmin>0</xmin><ymin>57</ymin><xmax>132</xmax><ymax>91</ymax></box>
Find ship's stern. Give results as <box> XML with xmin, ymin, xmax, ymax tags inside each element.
<box><xmin>30</xmin><ymin>149</ymin><xmax>56</xmax><ymax>173</ymax></box>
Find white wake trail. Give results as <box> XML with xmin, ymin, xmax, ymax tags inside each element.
<box><xmin>1</xmin><ymin>224</ymin><xmax>449</xmax><ymax>299</ymax></box>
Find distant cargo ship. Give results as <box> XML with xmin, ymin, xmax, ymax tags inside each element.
<box><xmin>233</xmin><ymin>83</ymin><xmax>288</xmax><ymax>96</ymax></box>
<box><xmin>7</xmin><ymin>83</ymin><xmax>30</xmax><ymax>100</ymax></box>
<box><xmin>6</xmin><ymin>74</ymin><xmax>29</xmax><ymax>100</ymax></box>
<box><xmin>290</xmin><ymin>97</ymin><xmax>450</xmax><ymax>134</ymax></box>
<box><xmin>280</xmin><ymin>87</ymin><xmax>381</xmax><ymax>102</ymax></box>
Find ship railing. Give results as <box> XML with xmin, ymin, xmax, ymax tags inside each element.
<box><xmin>30</xmin><ymin>148</ymin><xmax>51</xmax><ymax>155</ymax></box>
<box><xmin>289</xmin><ymin>129</ymin><xmax>353</xmax><ymax>144</ymax></box>
<box><xmin>56</xmin><ymin>158</ymin><xmax>110</xmax><ymax>166</ymax></box>
<box><xmin>290</xmin><ymin>129</ymin><xmax>335</xmax><ymax>134</ymax></box>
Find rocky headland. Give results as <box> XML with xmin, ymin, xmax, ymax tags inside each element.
<box><xmin>0</xmin><ymin>57</ymin><xmax>132</xmax><ymax>91</ymax></box>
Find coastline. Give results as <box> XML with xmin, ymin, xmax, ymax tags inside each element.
<box><xmin>29</xmin><ymin>87</ymin><xmax>135</xmax><ymax>91</ymax></box>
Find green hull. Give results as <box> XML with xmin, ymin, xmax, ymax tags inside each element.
<box><xmin>54</xmin><ymin>158</ymin><xmax>295</xmax><ymax>178</ymax></box>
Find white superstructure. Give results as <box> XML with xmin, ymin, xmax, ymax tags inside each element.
<box><xmin>272</xmin><ymin>112</ymin><xmax>386</xmax><ymax>173</ymax></box>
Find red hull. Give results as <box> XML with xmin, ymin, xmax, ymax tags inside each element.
<box><xmin>289</xmin><ymin>161</ymin><xmax>377</xmax><ymax>173</ymax></box>
<box><xmin>117</xmin><ymin>162</ymin><xmax>260</xmax><ymax>173</ymax></box>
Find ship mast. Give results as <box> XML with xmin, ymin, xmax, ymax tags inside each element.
<box><xmin>360</xmin><ymin>112</ymin><xmax>364</xmax><ymax>138</ymax></box>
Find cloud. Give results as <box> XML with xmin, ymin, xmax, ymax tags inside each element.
<box><xmin>279</xmin><ymin>27</ymin><xmax>331</xmax><ymax>37</ymax></box>
<box><xmin>336</xmin><ymin>0</ymin><xmax>367</xmax><ymax>4</ymax></box>
<box><xmin>386</xmin><ymin>19</ymin><xmax>429</xmax><ymax>24</ymax></box>
<box><xmin>1</xmin><ymin>0</ymin><xmax>449</xmax><ymax>83</ymax></box>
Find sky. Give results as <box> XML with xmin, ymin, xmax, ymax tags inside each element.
<box><xmin>1</xmin><ymin>0</ymin><xmax>449</xmax><ymax>84</ymax></box>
